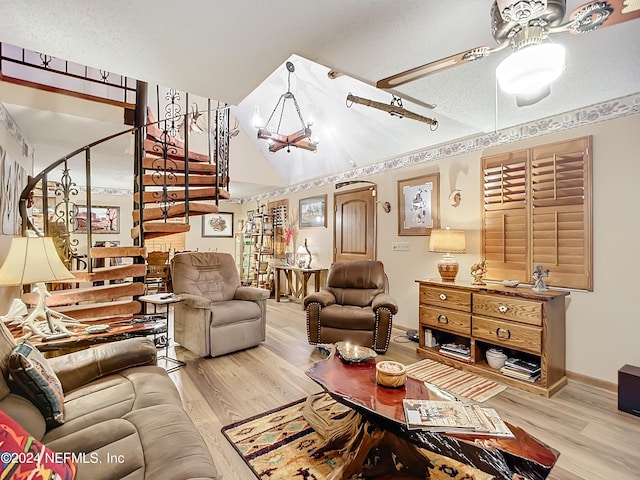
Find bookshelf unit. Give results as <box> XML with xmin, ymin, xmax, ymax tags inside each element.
<box><xmin>416</xmin><ymin>279</ymin><xmax>569</xmax><ymax>397</ymax></box>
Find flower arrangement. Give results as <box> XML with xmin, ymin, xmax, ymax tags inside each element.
<box><xmin>284</xmin><ymin>226</ymin><xmax>295</xmax><ymax>246</ymax></box>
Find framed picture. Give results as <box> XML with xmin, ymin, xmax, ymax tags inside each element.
<box><xmin>202</xmin><ymin>212</ymin><xmax>234</xmax><ymax>237</ymax></box>
<box><xmin>397</xmin><ymin>173</ymin><xmax>440</xmax><ymax>236</ymax></box>
<box><xmin>76</xmin><ymin>205</ymin><xmax>120</xmax><ymax>234</ymax></box>
<box><xmin>299</xmin><ymin>195</ymin><xmax>327</xmax><ymax>228</ymax></box>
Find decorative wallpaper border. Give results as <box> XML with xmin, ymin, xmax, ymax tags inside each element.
<box><xmin>0</xmin><ymin>102</ymin><xmax>34</xmax><ymax>160</ymax></box>
<box><xmin>241</xmin><ymin>92</ymin><xmax>640</xmax><ymax>203</ymax></box>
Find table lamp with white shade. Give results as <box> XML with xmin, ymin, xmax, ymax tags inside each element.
<box><xmin>0</xmin><ymin>232</ymin><xmax>82</xmax><ymax>339</ymax></box>
<box><xmin>429</xmin><ymin>227</ymin><xmax>466</xmax><ymax>282</ymax></box>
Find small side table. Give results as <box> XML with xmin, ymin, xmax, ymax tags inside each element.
<box><xmin>274</xmin><ymin>266</ymin><xmax>327</xmax><ymax>302</ymax></box>
<box><xmin>138</xmin><ymin>293</ymin><xmax>186</xmax><ymax>372</ymax></box>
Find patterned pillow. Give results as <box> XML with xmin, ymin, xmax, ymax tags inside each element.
<box><xmin>0</xmin><ymin>410</ymin><xmax>76</xmax><ymax>479</ymax></box>
<box><xmin>8</xmin><ymin>341</ymin><xmax>65</xmax><ymax>427</ymax></box>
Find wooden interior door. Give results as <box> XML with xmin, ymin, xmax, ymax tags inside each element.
<box><xmin>334</xmin><ymin>186</ymin><xmax>376</xmax><ymax>263</ymax></box>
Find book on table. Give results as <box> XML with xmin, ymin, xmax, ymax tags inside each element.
<box><xmin>402</xmin><ymin>399</ymin><xmax>514</xmax><ymax>437</ymax></box>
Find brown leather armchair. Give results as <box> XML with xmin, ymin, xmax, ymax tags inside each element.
<box><xmin>303</xmin><ymin>260</ymin><xmax>398</xmax><ymax>353</ymax></box>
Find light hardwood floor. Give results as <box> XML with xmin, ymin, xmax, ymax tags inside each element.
<box><xmin>165</xmin><ymin>300</ymin><xmax>640</xmax><ymax>480</ymax></box>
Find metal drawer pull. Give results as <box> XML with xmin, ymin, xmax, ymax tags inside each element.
<box><xmin>498</xmin><ymin>305</ymin><xmax>508</xmax><ymax>313</ymax></box>
<box><xmin>439</xmin><ymin>293</ymin><xmax>447</xmax><ymax>300</ymax></box>
<box><xmin>437</xmin><ymin>314</ymin><xmax>449</xmax><ymax>324</ymax></box>
<box><xmin>496</xmin><ymin>328</ymin><xmax>511</xmax><ymax>339</ymax></box>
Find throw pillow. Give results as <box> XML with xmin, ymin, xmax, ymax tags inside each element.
<box><xmin>8</xmin><ymin>341</ymin><xmax>65</xmax><ymax>427</ymax></box>
<box><xmin>0</xmin><ymin>410</ymin><xmax>76</xmax><ymax>479</ymax></box>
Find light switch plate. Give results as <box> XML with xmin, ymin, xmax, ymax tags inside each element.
<box><xmin>392</xmin><ymin>242</ymin><xmax>410</xmax><ymax>251</ymax></box>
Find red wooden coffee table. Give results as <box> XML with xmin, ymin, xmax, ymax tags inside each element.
<box><xmin>306</xmin><ymin>349</ymin><xmax>558</xmax><ymax>479</ymax></box>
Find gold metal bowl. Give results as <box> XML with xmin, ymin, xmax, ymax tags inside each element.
<box><xmin>335</xmin><ymin>342</ymin><xmax>377</xmax><ymax>363</ymax></box>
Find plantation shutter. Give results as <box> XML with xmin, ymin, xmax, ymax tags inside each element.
<box><xmin>481</xmin><ymin>136</ymin><xmax>593</xmax><ymax>291</ymax></box>
<box><xmin>531</xmin><ymin>137</ymin><xmax>592</xmax><ymax>290</ymax></box>
<box><xmin>482</xmin><ymin>150</ymin><xmax>529</xmax><ymax>282</ymax></box>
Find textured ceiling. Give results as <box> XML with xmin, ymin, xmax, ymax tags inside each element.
<box><xmin>1</xmin><ymin>1</ymin><xmax>639</xmax><ymax>197</ymax></box>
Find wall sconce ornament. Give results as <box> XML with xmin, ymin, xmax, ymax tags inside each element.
<box><xmin>449</xmin><ymin>189</ymin><xmax>462</xmax><ymax>207</ymax></box>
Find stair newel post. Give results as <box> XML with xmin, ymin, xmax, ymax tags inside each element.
<box><xmin>214</xmin><ymin>102</ymin><xmax>220</xmax><ymax>206</ymax></box>
<box><xmin>41</xmin><ymin>174</ymin><xmax>49</xmax><ymax>237</ymax></box>
<box><xmin>84</xmin><ymin>147</ymin><xmax>93</xmax><ymax>273</ymax></box>
<box><xmin>183</xmin><ymin>93</ymin><xmax>190</xmax><ymax>222</ymax></box>
<box><xmin>134</xmin><ymin>80</ymin><xmax>147</xmax><ymax>248</ymax></box>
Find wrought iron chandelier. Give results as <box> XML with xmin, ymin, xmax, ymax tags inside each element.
<box><xmin>255</xmin><ymin>61</ymin><xmax>317</xmax><ymax>153</ymax></box>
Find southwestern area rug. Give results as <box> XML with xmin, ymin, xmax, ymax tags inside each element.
<box><xmin>222</xmin><ymin>394</ymin><xmax>494</xmax><ymax>480</ymax></box>
<box><xmin>405</xmin><ymin>359</ymin><xmax>507</xmax><ymax>402</ymax></box>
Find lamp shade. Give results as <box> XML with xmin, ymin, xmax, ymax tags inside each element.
<box><xmin>0</xmin><ymin>236</ymin><xmax>75</xmax><ymax>286</ymax></box>
<box><xmin>496</xmin><ymin>43</ymin><xmax>565</xmax><ymax>95</ymax></box>
<box><xmin>429</xmin><ymin>229</ymin><xmax>466</xmax><ymax>254</ymax></box>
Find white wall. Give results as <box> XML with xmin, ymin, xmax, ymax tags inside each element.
<box><xmin>244</xmin><ymin>114</ymin><xmax>640</xmax><ymax>384</ymax></box>
<box><xmin>185</xmin><ymin>201</ymin><xmax>241</xmax><ymax>254</ymax></box>
<box><xmin>0</xmin><ymin>105</ymin><xmax>33</xmax><ymax>313</ymax></box>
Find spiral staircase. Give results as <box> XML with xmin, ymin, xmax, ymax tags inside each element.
<box><xmin>16</xmin><ymin>91</ymin><xmax>231</xmax><ymax>322</ymax></box>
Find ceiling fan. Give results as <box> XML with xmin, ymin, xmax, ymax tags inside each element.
<box><xmin>377</xmin><ymin>0</ymin><xmax>639</xmax><ymax>104</ymax></box>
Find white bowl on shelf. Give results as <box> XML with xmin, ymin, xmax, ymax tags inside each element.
<box><xmin>486</xmin><ymin>348</ymin><xmax>507</xmax><ymax>369</ymax></box>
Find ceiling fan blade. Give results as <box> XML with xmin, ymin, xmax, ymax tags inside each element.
<box><xmin>376</xmin><ymin>47</ymin><xmax>491</xmax><ymax>89</ymax></box>
<box><xmin>567</xmin><ymin>0</ymin><xmax>640</xmax><ymax>34</ymax></box>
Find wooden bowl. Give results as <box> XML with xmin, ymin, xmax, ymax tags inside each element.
<box><xmin>376</xmin><ymin>361</ymin><xmax>407</xmax><ymax>388</ymax></box>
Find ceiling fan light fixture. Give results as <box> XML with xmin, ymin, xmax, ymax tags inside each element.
<box><xmin>496</xmin><ymin>0</ymin><xmax>547</xmax><ymax>23</ymax></box>
<box><xmin>496</xmin><ymin>42</ymin><xmax>565</xmax><ymax>95</ymax></box>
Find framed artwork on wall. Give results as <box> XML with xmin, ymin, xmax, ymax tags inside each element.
<box><xmin>76</xmin><ymin>206</ymin><xmax>120</xmax><ymax>234</ymax></box>
<box><xmin>202</xmin><ymin>212</ymin><xmax>234</xmax><ymax>237</ymax></box>
<box><xmin>299</xmin><ymin>195</ymin><xmax>327</xmax><ymax>228</ymax></box>
<box><xmin>397</xmin><ymin>173</ymin><xmax>440</xmax><ymax>236</ymax></box>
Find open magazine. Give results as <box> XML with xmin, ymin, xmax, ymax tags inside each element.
<box><xmin>403</xmin><ymin>399</ymin><xmax>514</xmax><ymax>437</ymax></box>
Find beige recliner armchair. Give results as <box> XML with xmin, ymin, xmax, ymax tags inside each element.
<box><xmin>304</xmin><ymin>260</ymin><xmax>398</xmax><ymax>353</ymax></box>
<box><xmin>170</xmin><ymin>252</ymin><xmax>269</xmax><ymax>357</ymax></box>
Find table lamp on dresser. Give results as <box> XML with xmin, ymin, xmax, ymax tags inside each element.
<box><xmin>429</xmin><ymin>227</ymin><xmax>466</xmax><ymax>282</ymax></box>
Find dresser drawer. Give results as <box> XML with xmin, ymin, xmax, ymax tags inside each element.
<box><xmin>472</xmin><ymin>316</ymin><xmax>542</xmax><ymax>354</ymax></box>
<box><xmin>420</xmin><ymin>286</ymin><xmax>471</xmax><ymax>311</ymax></box>
<box><xmin>472</xmin><ymin>293</ymin><xmax>543</xmax><ymax>326</ymax></box>
<box><xmin>420</xmin><ymin>305</ymin><xmax>471</xmax><ymax>336</ymax></box>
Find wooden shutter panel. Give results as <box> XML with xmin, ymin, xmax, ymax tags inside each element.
<box><xmin>484</xmin><ymin>209</ymin><xmax>529</xmax><ymax>282</ymax></box>
<box><xmin>531</xmin><ymin>137</ymin><xmax>589</xmax><ymax>208</ymax></box>
<box><xmin>483</xmin><ymin>150</ymin><xmax>529</xmax><ymax>281</ymax></box>
<box><xmin>531</xmin><ymin>137</ymin><xmax>592</xmax><ymax>290</ymax></box>
<box><xmin>483</xmin><ymin>150</ymin><xmax>528</xmax><ymax>211</ymax></box>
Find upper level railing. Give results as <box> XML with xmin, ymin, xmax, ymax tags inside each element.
<box><xmin>1</xmin><ymin>42</ymin><xmax>136</xmax><ymax>107</ymax></box>
<box><xmin>19</xmin><ymin>106</ymin><xmax>231</xmax><ymax>271</ymax></box>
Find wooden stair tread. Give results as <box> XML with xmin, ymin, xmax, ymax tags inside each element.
<box><xmin>141</xmin><ymin>174</ymin><xmax>226</xmax><ymax>187</ymax></box>
<box><xmin>89</xmin><ymin>246</ymin><xmax>147</xmax><ymax>258</ymax></box>
<box><xmin>22</xmin><ymin>282</ymin><xmax>145</xmax><ymax>307</ymax></box>
<box><xmin>144</xmin><ymin>138</ymin><xmax>209</xmax><ymax>162</ymax></box>
<box><xmin>142</xmin><ymin>156</ymin><xmax>217</xmax><ymax>174</ymax></box>
<box><xmin>135</xmin><ymin>187</ymin><xmax>230</xmax><ymax>204</ymax></box>
<box><xmin>131</xmin><ymin>222</ymin><xmax>191</xmax><ymax>240</ymax></box>
<box><xmin>54</xmin><ymin>300</ymin><xmax>142</xmax><ymax>320</ymax></box>
<box><xmin>67</xmin><ymin>264</ymin><xmax>147</xmax><ymax>283</ymax></box>
<box><xmin>133</xmin><ymin>202</ymin><xmax>219</xmax><ymax>222</ymax></box>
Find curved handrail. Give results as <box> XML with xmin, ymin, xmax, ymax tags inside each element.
<box><xmin>17</xmin><ymin>103</ymin><xmax>231</xmax><ymax>261</ymax></box>
<box><xmin>19</xmin><ymin>126</ymin><xmax>133</xmax><ymax>234</ymax></box>
<box><xmin>18</xmin><ymin>105</ymin><xmax>230</xmax><ymax>235</ymax></box>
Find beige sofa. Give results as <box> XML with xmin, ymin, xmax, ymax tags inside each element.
<box><xmin>0</xmin><ymin>323</ymin><xmax>218</xmax><ymax>479</ymax></box>
<box><xmin>171</xmin><ymin>252</ymin><xmax>269</xmax><ymax>357</ymax></box>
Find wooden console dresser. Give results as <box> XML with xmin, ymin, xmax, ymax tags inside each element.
<box><xmin>416</xmin><ymin>279</ymin><xmax>569</xmax><ymax>397</ymax></box>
